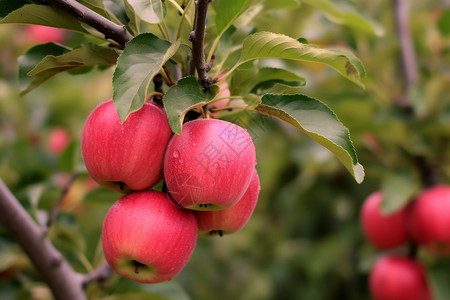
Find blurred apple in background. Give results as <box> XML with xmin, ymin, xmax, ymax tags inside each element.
<box><xmin>47</xmin><ymin>127</ymin><xmax>70</xmax><ymax>155</ymax></box>
<box><xmin>25</xmin><ymin>25</ymin><xmax>66</xmax><ymax>44</ymax></box>
<box><xmin>369</xmin><ymin>255</ymin><xmax>432</xmax><ymax>300</ymax></box>
<box><xmin>360</xmin><ymin>191</ymin><xmax>409</xmax><ymax>249</ymax></box>
<box><xmin>408</xmin><ymin>185</ymin><xmax>450</xmax><ymax>256</ymax></box>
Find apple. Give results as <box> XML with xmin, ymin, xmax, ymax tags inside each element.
<box><xmin>26</xmin><ymin>25</ymin><xmax>66</xmax><ymax>44</ymax></box>
<box><xmin>81</xmin><ymin>99</ymin><xmax>172</xmax><ymax>193</ymax></box>
<box><xmin>101</xmin><ymin>191</ymin><xmax>198</xmax><ymax>283</ymax></box>
<box><xmin>48</xmin><ymin>127</ymin><xmax>70</xmax><ymax>155</ymax></box>
<box><xmin>369</xmin><ymin>255</ymin><xmax>432</xmax><ymax>300</ymax></box>
<box><xmin>360</xmin><ymin>191</ymin><xmax>409</xmax><ymax>249</ymax></box>
<box><xmin>164</xmin><ymin>119</ymin><xmax>256</xmax><ymax>210</ymax></box>
<box><xmin>207</xmin><ymin>82</ymin><xmax>233</xmax><ymax>118</ymax></box>
<box><xmin>197</xmin><ymin>169</ymin><xmax>260</xmax><ymax>237</ymax></box>
<box><xmin>408</xmin><ymin>185</ymin><xmax>450</xmax><ymax>255</ymax></box>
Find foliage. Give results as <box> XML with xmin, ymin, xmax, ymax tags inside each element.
<box><xmin>0</xmin><ymin>0</ymin><xmax>449</xmax><ymax>299</ymax></box>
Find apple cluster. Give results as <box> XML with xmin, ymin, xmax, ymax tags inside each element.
<box><xmin>360</xmin><ymin>186</ymin><xmax>450</xmax><ymax>300</ymax></box>
<box><xmin>81</xmin><ymin>99</ymin><xmax>260</xmax><ymax>283</ymax></box>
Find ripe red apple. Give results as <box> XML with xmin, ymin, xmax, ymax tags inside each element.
<box><xmin>26</xmin><ymin>25</ymin><xmax>66</xmax><ymax>44</ymax></box>
<box><xmin>48</xmin><ymin>127</ymin><xmax>70</xmax><ymax>155</ymax></box>
<box><xmin>408</xmin><ymin>185</ymin><xmax>450</xmax><ymax>255</ymax></box>
<box><xmin>360</xmin><ymin>191</ymin><xmax>409</xmax><ymax>249</ymax></box>
<box><xmin>164</xmin><ymin>118</ymin><xmax>256</xmax><ymax>210</ymax></box>
<box><xmin>102</xmin><ymin>191</ymin><xmax>198</xmax><ymax>283</ymax></box>
<box><xmin>197</xmin><ymin>169</ymin><xmax>260</xmax><ymax>237</ymax></box>
<box><xmin>81</xmin><ymin>99</ymin><xmax>172</xmax><ymax>193</ymax></box>
<box><xmin>369</xmin><ymin>255</ymin><xmax>432</xmax><ymax>300</ymax></box>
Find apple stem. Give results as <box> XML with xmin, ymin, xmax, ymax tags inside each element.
<box><xmin>133</xmin><ymin>260</ymin><xmax>144</xmax><ymax>274</ymax></box>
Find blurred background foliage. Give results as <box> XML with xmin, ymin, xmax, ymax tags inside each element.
<box><xmin>1</xmin><ymin>0</ymin><xmax>450</xmax><ymax>299</ymax></box>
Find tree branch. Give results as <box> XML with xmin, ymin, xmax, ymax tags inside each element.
<box><xmin>44</xmin><ymin>172</ymin><xmax>79</xmax><ymax>233</ymax></box>
<box><xmin>190</xmin><ymin>0</ymin><xmax>213</xmax><ymax>88</ymax></box>
<box><xmin>0</xmin><ymin>178</ymin><xmax>87</xmax><ymax>300</ymax></box>
<box><xmin>394</xmin><ymin>0</ymin><xmax>418</xmax><ymax>90</ymax></box>
<box><xmin>44</xmin><ymin>0</ymin><xmax>133</xmax><ymax>48</ymax></box>
<box><xmin>81</xmin><ymin>262</ymin><xmax>112</xmax><ymax>288</ymax></box>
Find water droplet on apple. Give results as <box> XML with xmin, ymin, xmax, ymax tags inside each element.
<box><xmin>179</xmin><ymin>159</ymin><xmax>184</xmax><ymax>164</ymax></box>
<box><xmin>173</xmin><ymin>150</ymin><xmax>180</xmax><ymax>158</ymax></box>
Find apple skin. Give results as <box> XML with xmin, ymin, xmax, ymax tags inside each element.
<box><xmin>81</xmin><ymin>99</ymin><xmax>172</xmax><ymax>193</ymax></box>
<box><xmin>26</xmin><ymin>25</ymin><xmax>66</xmax><ymax>44</ymax></box>
<box><xmin>207</xmin><ymin>82</ymin><xmax>232</xmax><ymax>118</ymax></box>
<box><xmin>197</xmin><ymin>169</ymin><xmax>260</xmax><ymax>237</ymax></box>
<box><xmin>369</xmin><ymin>255</ymin><xmax>432</xmax><ymax>300</ymax></box>
<box><xmin>408</xmin><ymin>185</ymin><xmax>450</xmax><ymax>255</ymax></box>
<box><xmin>101</xmin><ymin>191</ymin><xmax>198</xmax><ymax>283</ymax></box>
<box><xmin>164</xmin><ymin>119</ymin><xmax>256</xmax><ymax>210</ymax></box>
<box><xmin>48</xmin><ymin>127</ymin><xmax>70</xmax><ymax>155</ymax></box>
<box><xmin>360</xmin><ymin>191</ymin><xmax>409</xmax><ymax>249</ymax></box>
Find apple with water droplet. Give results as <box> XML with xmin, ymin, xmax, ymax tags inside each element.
<box><xmin>360</xmin><ymin>191</ymin><xmax>409</xmax><ymax>249</ymax></box>
<box><xmin>369</xmin><ymin>255</ymin><xmax>432</xmax><ymax>300</ymax></box>
<box><xmin>197</xmin><ymin>169</ymin><xmax>260</xmax><ymax>236</ymax></box>
<box><xmin>81</xmin><ymin>99</ymin><xmax>172</xmax><ymax>193</ymax></box>
<box><xmin>408</xmin><ymin>185</ymin><xmax>450</xmax><ymax>255</ymax></box>
<box><xmin>101</xmin><ymin>191</ymin><xmax>198</xmax><ymax>283</ymax></box>
<box><xmin>164</xmin><ymin>119</ymin><xmax>256</xmax><ymax>210</ymax></box>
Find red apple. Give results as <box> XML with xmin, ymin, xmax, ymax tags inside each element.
<box><xmin>81</xmin><ymin>99</ymin><xmax>172</xmax><ymax>193</ymax></box>
<box><xmin>164</xmin><ymin>119</ymin><xmax>256</xmax><ymax>210</ymax></box>
<box><xmin>26</xmin><ymin>25</ymin><xmax>66</xmax><ymax>44</ymax></box>
<box><xmin>360</xmin><ymin>191</ymin><xmax>409</xmax><ymax>249</ymax></box>
<box><xmin>102</xmin><ymin>191</ymin><xmax>198</xmax><ymax>283</ymax></box>
<box><xmin>408</xmin><ymin>185</ymin><xmax>450</xmax><ymax>255</ymax></box>
<box><xmin>48</xmin><ymin>127</ymin><xmax>70</xmax><ymax>155</ymax></box>
<box><xmin>369</xmin><ymin>255</ymin><xmax>432</xmax><ymax>300</ymax></box>
<box><xmin>207</xmin><ymin>82</ymin><xmax>233</xmax><ymax>118</ymax></box>
<box><xmin>197</xmin><ymin>169</ymin><xmax>260</xmax><ymax>237</ymax></box>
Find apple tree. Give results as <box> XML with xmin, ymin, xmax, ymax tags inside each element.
<box><xmin>0</xmin><ymin>0</ymin><xmax>449</xmax><ymax>299</ymax></box>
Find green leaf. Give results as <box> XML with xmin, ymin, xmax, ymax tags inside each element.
<box><xmin>430</xmin><ymin>265</ymin><xmax>450</xmax><ymax>300</ymax></box>
<box><xmin>112</xmin><ymin>33</ymin><xmax>180</xmax><ymax>122</ymax></box>
<box><xmin>438</xmin><ymin>9</ymin><xmax>450</xmax><ymax>36</ymax></box>
<box><xmin>124</xmin><ymin>0</ymin><xmax>140</xmax><ymax>36</ymax></box>
<box><xmin>19</xmin><ymin>43</ymin><xmax>70</xmax><ymax>91</ymax></box>
<box><xmin>126</xmin><ymin>0</ymin><xmax>165</xmax><ymax>24</ymax></box>
<box><xmin>0</xmin><ymin>4</ymin><xmax>87</xmax><ymax>33</ymax></box>
<box><xmin>254</xmin><ymin>94</ymin><xmax>364</xmax><ymax>183</ymax></box>
<box><xmin>21</xmin><ymin>43</ymin><xmax>118</xmax><ymax>94</ymax></box>
<box><xmin>58</xmin><ymin>141</ymin><xmax>79</xmax><ymax>173</ymax></box>
<box><xmin>77</xmin><ymin>0</ymin><xmax>123</xmax><ymax>25</ymax></box>
<box><xmin>213</xmin><ymin>0</ymin><xmax>252</xmax><ymax>35</ymax></box>
<box><xmin>380</xmin><ymin>169</ymin><xmax>420</xmax><ymax>215</ymax></box>
<box><xmin>0</xmin><ymin>0</ymin><xmax>30</xmax><ymax>18</ymax></box>
<box><xmin>163</xmin><ymin>76</ymin><xmax>218</xmax><ymax>135</ymax></box>
<box><xmin>238</xmin><ymin>31</ymin><xmax>366</xmax><ymax>88</ymax></box>
<box><xmin>301</xmin><ymin>0</ymin><xmax>383</xmax><ymax>36</ymax></box>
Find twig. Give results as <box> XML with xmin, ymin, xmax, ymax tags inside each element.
<box><xmin>81</xmin><ymin>262</ymin><xmax>112</xmax><ymax>288</ymax></box>
<box><xmin>44</xmin><ymin>172</ymin><xmax>79</xmax><ymax>234</ymax></box>
<box><xmin>190</xmin><ymin>0</ymin><xmax>213</xmax><ymax>88</ymax></box>
<box><xmin>0</xmin><ymin>178</ymin><xmax>86</xmax><ymax>300</ymax></box>
<box><xmin>44</xmin><ymin>0</ymin><xmax>133</xmax><ymax>48</ymax></box>
<box><xmin>394</xmin><ymin>0</ymin><xmax>418</xmax><ymax>91</ymax></box>
<box><xmin>162</xmin><ymin>66</ymin><xmax>176</xmax><ymax>86</ymax></box>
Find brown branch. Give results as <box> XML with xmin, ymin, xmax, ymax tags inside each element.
<box><xmin>44</xmin><ymin>172</ymin><xmax>79</xmax><ymax>233</ymax></box>
<box><xmin>81</xmin><ymin>262</ymin><xmax>112</xmax><ymax>288</ymax></box>
<box><xmin>0</xmin><ymin>178</ymin><xmax>87</xmax><ymax>300</ymax></box>
<box><xmin>394</xmin><ymin>0</ymin><xmax>418</xmax><ymax>91</ymax></box>
<box><xmin>190</xmin><ymin>0</ymin><xmax>213</xmax><ymax>88</ymax></box>
<box><xmin>44</xmin><ymin>0</ymin><xmax>133</xmax><ymax>48</ymax></box>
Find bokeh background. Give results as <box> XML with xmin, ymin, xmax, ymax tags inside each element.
<box><xmin>1</xmin><ymin>0</ymin><xmax>450</xmax><ymax>299</ymax></box>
